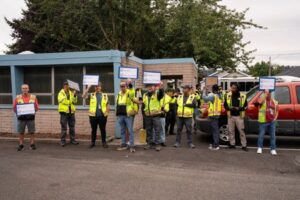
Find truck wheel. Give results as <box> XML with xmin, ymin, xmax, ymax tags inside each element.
<box><xmin>219</xmin><ymin>124</ymin><xmax>229</xmax><ymax>142</ymax></box>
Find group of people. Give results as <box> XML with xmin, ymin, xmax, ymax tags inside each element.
<box><xmin>13</xmin><ymin>79</ymin><xmax>279</xmax><ymax>155</ymax></box>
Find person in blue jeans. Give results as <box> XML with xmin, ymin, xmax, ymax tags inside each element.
<box><xmin>256</xmin><ymin>90</ymin><xmax>278</xmax><ymax>155</ymax></box>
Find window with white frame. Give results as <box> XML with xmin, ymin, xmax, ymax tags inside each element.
<box><xmin>0</xmin><ymin>67</ymin><xmax>12</xmax><ymax>104</ymax></box>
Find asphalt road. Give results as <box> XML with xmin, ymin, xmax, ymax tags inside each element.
<box><xmin>0</xmin><ymin>135</ymin><xmax>299</xmax><ymax>200</ymax></box>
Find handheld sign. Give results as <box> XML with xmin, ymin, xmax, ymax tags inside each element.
<box><xmin>205</xmin><ymin>76</ymin><xmax>218</xmax><ymax>91</ymax></box>
<box><xmin>17</xmin><ymin>103</ymin><xmax>35</xmax><ymax>116</ymax></box>
<box><xmin>143</xmin><ymin>71</ymin><xmax>161</xmax><ymax>84</ymax></box>
<box><xmin>259</xmin><ymin>77</ymin><xmax>276</xmax><ymax>91</ymax></box>
<box><xmin>83</xmin><ymin>75</ymin><xmax>99</xmax><ymax>86</ymax></box>
<box><xmin>119</xmin><ymin>67</ymin><xmax>138</xmax><ymax>79</ymax></box>
<box><xmin>67</xmin><ymin>79</ymin><xmax>80</xmax><ymax>92</ymax></box>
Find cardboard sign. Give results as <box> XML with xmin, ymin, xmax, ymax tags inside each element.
<box><xmin>119</xmin><ymin>67</ymin><xmax>138</xmax><ymax>79</ymax></box>
<box><xmin>205</xmin><ymin>76</ymin><xmax>218</xmax><ymax>86</ymax></box>
<box><xmin>143</xmin><ymin>71</ymin><xmax>161</xmax><ymax>84</ymax></box>
<box><xmin>83</xmin><ymin>75</ymin><xmax>99</xmax><ymax>86</ymax></box>
<box><xmin>17</xmin><ymin>103</ymin><xmax>35</xmax><ymax>116</ymax></box>
<box><xmin>67</xmin><ymin>79</ymin><xmax>80</xmax><ymax>91</ymax></box>
<box><xmin>259</xmin><ymin>77</ymin><xmax>276</xmax><ymax>91</ymax></box>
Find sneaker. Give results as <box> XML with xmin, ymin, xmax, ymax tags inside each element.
<box><xmin>155</xmin><ymin>146</ymin><xmax>161</xmax><ymax>151</ymax></box>
<box><xmin>30</xmin><ymin>144</ymin><xmax>37</xmax><ymax>150</ymax></box>
<box><xmin>209</xmin><ymin>146</ymin><xmax>220</xmax><ymax>151</ymax></box>
<box><xmin>270</xmin><ymin>150</ymin><xmax>277</xmax><ymax>156</ymax></box>
<box><xmin>102</xmin><ymin>143</ymin><xmax>108</xmax><ymax>148</ymax></box>
<box><xmin>61</xmin><ymin>141</ymin><xmax>66</xmax><ymax>147</ymax></box>
<box><xmin>208</xmin><ymin>144</ymin><xmax>213</xmax><ymax>150</ymax></box>
<box><xmin>189</xmin><ymin>143</ymin><xmax>195</xmax><ymax>149</ymax></box>
<box><xmin>89</xmin><ymin>143</ymin><xmax>95</xmax><ymax>148</ymax></box>
<box><xmin>242</xmin><ymin>146</ymin><xmax>249</xmax><ymax>152</ymax></box>
<box><xmin>228</xmin><ymin>145</ymin><xmax>236</xmax><ymax>149</ymax></box>
<box><xmin>117</xmin><ymin>145</ymin><xmax>128</xmax><ymax>151</ymax></box>
<box><xmin>257</xmin><ymin>148</ymin><xmax>262</xmax><ymax>154</ymax></box>
<box><xmin>173</xmin><ymin>143</ymin><xmax>180</xmax><ymax>148</ymax></box>
<box><xmin>17</xmin><ymin>144</ymin><xmax>24</xmax><ymax>151</ymax></box>
<box><xmin>130</xmin><ymin>147</ymin><xmax>136</xmax><ymax>153</ymax></box>
<box><xmin>160</xmin><ymin>143</ymin><xmax>167</xmax><ymax>147</ymax></box>
<box><xmin>70</xmin><ymin>140</ymin><xmax>79</xmax><ymax>145</ymax></box>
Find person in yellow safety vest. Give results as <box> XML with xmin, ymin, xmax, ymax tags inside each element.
<box><xmin>82</xmin><ymin>82</ymin><xmax>110</xmax><ymax>148</ymax></box>
<box><xmin>224</xmin><ymin>83</ymin><xmax>248</xmax><ymax>151</ymax></box>
<box><xmin>202</xmin><ymin>84</ymin><xmax>222</xmax><ymax>150</ymax></box>
<box><xmin>116</xmin><ymin>82</ymin><xmax>139</xmax><ymax>153</ymax></box>
<box><xmin>13</xmin><ymin>84</ymin><xmax>39</xmax><ymax>151</ymax></box>
<box><xmin>256</xmin><ymin>90</ymin><xmax>279</xmax><ymax>155</ymax></box>
<box><xmin>126</xmin><ymin>79</ymin><xmax>139</xmax><ymax>116</ymax></box>
<box><xmin>143</xmin><ymin>83</ymin><xmax>164</xmax><ymax>151</ymax></box>
<box><xmin>159</xmin><ymin>87</ymin><xmax>173</xmax><ymax>147</ymax></box>
<box><xmin>166</xmin><ymin>88</ymin><xmax>179</xmax><ymax>135</ymax></box>
<box><xmin>57</xmin><ymin>82</ymin><xmax>79</xmax><ymax>147</ymax></box>
<box><xmin>174</xmin><ymin>84</ymin><xmax>197</xmax><ymax>149</ymax></box>
<box><xmin>218</xmin><ymin>86</ymin><xmax>226</xmax><ymax>102</ymax></box>
<box><xmin>193</xmin><ymin>84</ymin><xmax>202</xmax><ymax>133</ymax></box>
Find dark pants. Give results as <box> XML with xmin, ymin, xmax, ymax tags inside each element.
<box><xmin>176</xmin><ymin>117</ymin><xmax>193</xmax><ymax>144</ymax></box>
<box><xmin>165</xmin><ymin>111</ymin><xmax>176</xmax><ymax>135</ymax></box>
<box><xmin>89</xmin><ymin>116</ymin><xmax>107</xmax><ymax>144</ymax></box>
<box><xmin>145</xmin><ymin>116</ymin><xmax>162</xmax><ymax>145</ymax></box>
<box><xmin>209</xmin><ymin>117</ymin><xmax>220</xmax><ymax>147</ymax></box>
<box><xmin>60</xmin><ymin>113</ymin><xmax>76</xmax><ymax>142</ymax></box>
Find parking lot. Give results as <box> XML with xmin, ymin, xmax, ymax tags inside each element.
<box><xmin>0</xmin><ymin>134</ymin><xmax>299</xmax><ymax>200</ymax></box>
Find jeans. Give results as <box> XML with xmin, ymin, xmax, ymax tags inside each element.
<box><xmin>160</xmin><ymin>117</ymin><xmax>166</xmax><ymax>143</ymax></box>
<box><xmin>209</xmin><ymin>117</ymin><xmax>219</xmax><ymax>148</ymax></box>
<box><xmin>60</xmin><ymin>113</ymin><xmax>76</xmax><ymax>142</ymax></box>
<box><xmin>118</xmin><ymin>115</ymin><xmax>134</xmax><ymax>147</ymax></box>
<box><xmin>89</xmin><ymin>116</ymin><xmax>107</xmax><ymax>144</ymax></box>
<box><xmin>145</xmin><ymin>116</ymin><xmax>162</xmax><ymax>145</ymax></box>
<box><xmin>258</xmin><ymin>122</ymin><xmax>276</xmax><ymax>150</ymax></box>
<box><xmin>176</xmin><ymin>117</ymin><xmax>193</xmax><ymax>144</ymax></box>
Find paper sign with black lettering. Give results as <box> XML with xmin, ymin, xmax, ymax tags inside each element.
<box><xmin>119</xmin><ymin>67</ymin><xmax>138</xmax><ymax>79</ymax></box>
<box><xmin>143</xmin><ymin>71</ymin><xmax>161</xmax><ymax>84</ymax></box>
<box><xmin>17</xmin><ymin>103</ymin><xmax>35</xmax><ymax>116</ymax></box>
<box><xmin>83</xmin><ymin>75</ymin><xmax>99</xmax><ymax>86</ymax></box>
<box><xmin>259</xmin><ymin>77</ymin><xmax>276</xmax><ymax>91</ymax></box>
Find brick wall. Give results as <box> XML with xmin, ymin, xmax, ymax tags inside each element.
<box><xmin>0</xmin><ymin>109</ymin><xmax>14</xmax><ymax>133</ymax></box>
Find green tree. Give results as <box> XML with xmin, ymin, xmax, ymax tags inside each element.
<box><xmin>5</xmin><ymin>0</ymin><xmax>261</xmax><ymax>70</ymax></box>
<box><xmin>247</xmin><ymin>61</ymin><xmax>283</xmax><ymax>77</ymax></box>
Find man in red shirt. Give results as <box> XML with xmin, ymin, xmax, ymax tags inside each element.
<box><xmin>13</xmin><ymin>84</ymin><xmax>39</xmax><ymax>151</ymax></box>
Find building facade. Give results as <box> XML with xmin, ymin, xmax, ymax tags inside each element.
<box><xmin>0</xmin><ymin>50</ymin><xmax>197</xmax><ymax>137</ymax></box>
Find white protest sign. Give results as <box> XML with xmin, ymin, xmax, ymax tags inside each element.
<box><xmin>119</xmin><ymin>67</ymin><xmax>138</xmax><ymax>79</ymax></box>
<box><xmin>83</xmin><ymin>75</ymin><xmax>99</xmax><ymax>86</ymax></box>
<box><xmin>259</xmin><ymin>77</ymin><xmax>276</xmax><ymax>91</ymax></box>
<box><xmin>67</xmin><ymin>79</ymin><xmax>80</xmax><ymax>91</ymax></box>
<box><xmin>143</xmin><ymin>71</ymin><xmax>161</xmax><ymax>84</ymax></box>
<box><xmin>17</xmin><ymin>103</ymin><xmax>35</xmax><ymax>116</ymax></box>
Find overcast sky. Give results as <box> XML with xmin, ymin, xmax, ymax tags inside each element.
<box><xmin>1</xmin><ymin>0</ymin><xmax>300</xmax><ymax>66</ymax></box>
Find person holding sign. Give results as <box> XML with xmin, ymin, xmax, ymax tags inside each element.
<box><xmin>224</xmin><ymin>83</ymin><xmax>248</xmax><ymax>151</ymax></box>
<box><xmin>256</xmin><ymin>90</ymin><xmax>278</xmax><ymax>155</ymax></box>
<box><xmin>202</xmin><ymin>84</ymin><xmax>222</xmax><ymax>150</ymax></box>
<box><xmin>173</xmin><ymin>84</ymin><xmax>197</xmax><ymax>149</ymax></box>
<box><xmin>116</xmin><ymin>82</ymin><xmax>138</xmax><ymax>153</ymax></box>
<box><xmin>143</xmin><ymin>84</ymin><xmax>164</xmax><ymax>151</ymax></box>
<box><xmin>82</xmin><ymin>82</ymin><xmax>110</xmax><ymax>148</ymax></box>
<box><xmin>57</xmin><ymin>82</ymin><xmax>79</xmax><ymax>147</ymax></box>
<box><xmin>13</xmin><ymin>84</ymin><xmax>39</xmax><ymax>151</ymax></box>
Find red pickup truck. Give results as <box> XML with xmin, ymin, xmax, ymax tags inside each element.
<box><xmin>196</xmin><ymin>78</ymin><xmax>300</xmax><ymax>142</ymax></box>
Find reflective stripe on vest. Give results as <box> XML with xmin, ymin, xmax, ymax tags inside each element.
<box><xmin>208</xmin><ymin>94</ymin><xmax>222</xmax><ymax>117</ymax></box>
<box><xmin>143</xmin><ymin>92</ymin><xmax>161</xmax><ymax>116</ymax></box>
<box><xmin>177</xmin><ymin>94</ymin><xmax>195</xmax><ymax>118</ymax></box>
<box><xmin>225</xmin><ymin>92</ymin><xmax>246</xmax><ymax>118</ymax></box>
<box><xmin>89</xmin><ymin>93</ymin><xmax>108</xmax><ymax>117</ymax></box>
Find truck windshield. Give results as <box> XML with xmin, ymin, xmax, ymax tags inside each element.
<box><xmin>246</xmin><ymin>86</ymin><xmax>259</xmax><ymax>101</ymax></box>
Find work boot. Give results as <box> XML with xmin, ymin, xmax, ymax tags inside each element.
<box><xmin>17</xmin><ymin>144</ymin><xmax>24</xmax><ymax>151</ymax></box>
<box><xmin>242</xmin><ymin>146</ymin><xmax>249</xmax><ymax>152</ymax></box>
<box><xmin>29</xmin><ymin>144</ymin><xmax>37</xmax><ymax>150</ymax></box>
<box><xmin>70</xmin><ymin>140</ymin><xmax>79</xmax><ymax>145</ymax></box>
<box><xmin>160</xmin><ymin>143</ymin><xmax>167</xmax><ymax>147</ymax></box>
<box><xmin>228</xmin><ymin>145</ymin><xmax>236</xmax><ymax>149</ymax></box>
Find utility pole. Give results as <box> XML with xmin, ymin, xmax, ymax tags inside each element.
<box><xmin>268</xmin><ymin>56</ymin><xmax>272</xmax><ymax>76</ymax></box>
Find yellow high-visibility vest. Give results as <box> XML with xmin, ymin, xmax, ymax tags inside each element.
<box><xmin>225</xmin><ymin>92</ymin><xmax>247</xmax><ymax>118</ymax></box>
<box><xmin>16</xmin><ymin>94</ymin><xmax>36</xmax><ymax>104</ymax></box>
<box><xmin>89</xmin><ymin>92</ymin><xmax>109</xmax><ymax>117</ymax></box>
<box><xmin>177</xmin><ymin>94</ymin><xmax>195</xmax><ymax>118</ymax></box>
<box><xmin>143</xmin><ymin>92</ymin><xmax>161</xmax><ymax>116</ymax></box>
<box><xmin>128</xmin><ymin>88</ymin><xmax>139</xmax><ymax>114</ymax></box>
<box><xmin>208</xmin><ymin>94</ymin><xmax>222</xmax><ymax>117</ymax></box>
<box><xmin>258</xmin><ymin>98</ymin><xmax>278</xmax><ymax>123</ymax></box>
<box><xmin>160</xmin><ymin>94</ymin><xmax>172</xmax><ymax>113</ymax></box>
<box><xmin>116</xmin><ymin>90</ymin><xmax>135</xmax><ymax>116</ymax></box>
<box><xmin>58</xmin><ymin>89</ymin><xmax>77</xmax><ymax>113</ymax></box>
